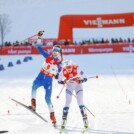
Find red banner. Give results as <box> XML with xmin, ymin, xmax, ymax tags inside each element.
<box><xmin>0</xmin><ymin>43</ymin><xmax>134</xmax><ymax>55</ymax></box>
<box><xmin>82</xmin><ymin>43</ymin><xmax>134</xmax><ymax>54</ymax></box>
<box><xmin>0</xmin><ymin>46</ymin><xmax>32</xmax><ymax>55</ymax></box>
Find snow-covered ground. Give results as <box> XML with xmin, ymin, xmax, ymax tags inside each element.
<box><xmin>0</xmin><ymin>53</ymin><xmax>134</xmax><ymax>134</ymax></box>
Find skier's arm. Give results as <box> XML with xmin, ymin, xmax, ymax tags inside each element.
<box><xmin>58</xmin><ymin>62</ymin><xmax>62</xmax><ymax>73</ymax></box>
<box><xmin>37</xmin><ymin>45</ymin><xmax>49</xmax><ymax>58</ymax></box>
<box><xmin>77</xmin><ymin>78</ymin><xmax>87</xmax><ymax>83</ymax></box>
<box><xmin>76</xmin><ymin>67</ymin><xmax>88</xmax><ymax>83</ymax></box>
<box><xmin>55</xmin><ymin>62</ymin><xmax>62</xmax><ymax>79</ymax></box>
<box><xmin>58</xmin><ymin>71</ymin><xmax>66</xmax><ymax>84</ymax></box>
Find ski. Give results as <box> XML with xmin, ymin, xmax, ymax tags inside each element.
<box><xmin>0</xmin><ymin>131</ymin><xmax>8</xmax><ymax>133</ymax></box>
<box><xmin>9</xmin><ymin>97</ymin><xmax>48</xmax><ymax>123</ymax></box>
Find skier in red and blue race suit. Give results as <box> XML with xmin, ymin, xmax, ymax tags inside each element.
<box><xmin>29</xmin><ymin>42</ymin><xmax>63</xmax><ymax>125</ymax></box>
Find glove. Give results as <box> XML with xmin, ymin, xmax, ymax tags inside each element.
<box><xmin>58</xmin><ymin>79</ymin><xmax>67</xmax><ymax>84</ymax></box>
<box><xmin>38</xmin><ymin>31</ymin><xmax>44</xmax><ymax>37</ymax></box>
<box><xmin>58</xmin><ymin>81</ymin><xmax>64</xmax><ymax>84</ymax></box>
<box><xmin>78</xmin><ymin>78</ymin><xmax>87</xmax><ymax>84</ymax></box>
<box><xmin>55</xmin><ymin>73</ymin><xmax>59</xmax><ymax>79</ymax></box>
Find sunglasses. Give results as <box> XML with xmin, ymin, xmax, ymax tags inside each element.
<box><xmin>52</xmin><ymin>47</ymin><xmax>61</xmax><ymax>52</ymax></box>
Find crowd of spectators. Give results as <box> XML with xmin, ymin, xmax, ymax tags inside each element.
<box><xmin>2</xmin><ymin>37</ymin><xmax>134</xmax><ymax>47</ymax></box>
<box><xmin>4</xmin><ymin>41</ymin><xmax>32</xmax><ymax>47</ymax></box>
<box><xmin>75</xmin><ymin>37</ymin><xmax>134</xmax><ymax>45</ymax></box>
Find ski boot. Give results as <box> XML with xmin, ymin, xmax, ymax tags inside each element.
<box><xmin>50</xmin><ymin>112</ymin><xmax>57</xmax><ymax>127</ymax></box>
<box><xmin>60</xmin><ymin>115</ymin><xmax>67</xmax><ymax>133</ymax></box>
<box><xmin>60</xmin><ymin>107</ymin><xmax>69</xmax><ymax>133</ymax></box>
<box><xmin>29</xmin><ymin>98</ymin><xmax>36</xmax><ymax>111</ymax></box>
<box><xmin>79</xmin><ymin>105</ymin><xmax>89</xmax><ymax>128</ymax></box>
<box><xmin>82</xmin><ymin>115</ymin><xmax>89</xmax><ymax>134</ymax></box>
<box><xmin>61</xmin><ymin>115</ymin><xmax>67</xmax><ymax>129</ymax></box>
<box><xmin>83</xmin><ymin>114</ymin><xmax>89</xmax><ymax>128</ymax></box>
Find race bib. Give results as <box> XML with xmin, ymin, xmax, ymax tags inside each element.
<box><xmin>42</xmin><ymin>62</ymin><xmax>58</xmax><ymax>75</ymax></box>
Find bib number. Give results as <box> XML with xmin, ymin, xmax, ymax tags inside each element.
<box><xmin>42</xmin><ymin>62</ymin><xmax>58</xmax><ymax>75</ymax></box>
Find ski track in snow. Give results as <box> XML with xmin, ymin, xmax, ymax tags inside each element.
<box><xmin>0</xmin><ymin>53</ymin><xmax>134</xmax><ymax>134</ymax></box>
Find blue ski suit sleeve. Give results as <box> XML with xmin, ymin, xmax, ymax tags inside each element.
<box><xmin>37</xmin><ymin>46</ymin><xmax>49</xmax><ymax>58</ymax></box>
<box><xmin>58</xmin><ymin>62</ymin><xmax>62</xmax><ymax>73</ymax></box>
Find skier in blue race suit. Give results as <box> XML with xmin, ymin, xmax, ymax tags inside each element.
<box><xmin>29</xmin><ymin>43</ymin><xmax>63</xmax><ymax>125</ymax></box>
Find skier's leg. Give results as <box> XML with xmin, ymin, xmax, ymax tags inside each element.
<box><xmin>45</xmin><ymin>87</ymin><xmax>57</xmax><ymax>124</ymax></box>
<box><xmin>79</xmin><ymin>105</ymin><xmax>89</xmax><ymax>128</ymax></box>
<box><xmin>75</xmin><ymin>85</ymin><xmax>89</xmax><ymax>128</ymax></box>
<box><xmin>65</xmin><ymin>88</ymin><xmax>73</xmax><ymax>107</ymax></box>
<box><xmin>30</xmin><ymin>75</ymin><xmax>42</xmax><ymax>111</ymax></box>
<box><xmin>61</xmin><ymin>107</ymin><xmax>69</xmax><ymax>129</ymax></box>
<box><xmin>75</xmin><ymin>88</ymin><xmax>84</xmax><ymax>106</ymax></box>
<box><xmin>44</xmin><ymin>78</ymin><xmax>56</xmax><ymax>124</ymax></box>
<box><xmin>44</xmin><ymin>82</ymin><xmax>54</xmax><ymax>112</ymax></box>
<box><xmin>61</xmin><ymin>87</ymin><xmax>73</xmax><ymax>129</ymax></box>
<box><xmin>32</xmin><ymin>72</ymin><xmax>44</xmax><ymax>99</ymax></box>
<box><xmin>32</xmin><ymin>81</ymin><xmax>41</xmax><ymax>99</ymax></box>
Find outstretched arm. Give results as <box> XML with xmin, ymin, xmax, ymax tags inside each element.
<box><xmin>37</xmin><ymin>46</ymin><xmax>49</xmax><ymax>58</ymax></box>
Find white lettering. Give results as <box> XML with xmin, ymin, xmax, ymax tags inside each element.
<box><xmin>47</xmin><ymin>48</ymin><xmax>76</xmax><ymax>53</ymax></box>
<box><xmin>88</xmin><ymin>48</ymin><xmax>113</xmax><ymax>53</ymax></box>
<box><xmin>83</xmin><ymin>18</ymin><xmax>125</xmax><ymax>27</ymax></box>
<box><xmin>8</xmin><ymin>49</ymin><xmax>31</xmax><ymax>55</ymax></box>
<box><xmin>62</xmin><ymin>48</ymin><xmax>75</xmax><ymax>53</ymax></box>
<box><xmin>109</xmin><ymin>20</ymin><xmax>114</xmax><ymax>24</ymax></box>
<box><xmin>103</xmin><ymin>20</ymin><xmax>109</xmax><ymax>24</ymax></box>
<box><xmin>120</xmin><ymin>19</ymin><xmax>125</xmax><ymax>24</ymax></box>
<box><xmin>83</xmin><ymin>20</ymin><xmax>90</xmax><ymax>25</ymax></box>
<box><xmin>18</xmin><ymin>50</ymin><xmax>31</xmax><ymax>55</ymax></box>
<box><xmin>123</xmin><ymin>45</ymin><xmax>134</xmax><ymax>52</ymax></box>
<box><xmin>8</xmin><ymin>49</ymin><xmax>17</xmax><ymax>54</ymax></box>
<box><xmin>97</xmin><ymin>18</ymin><xmax>103</xmax><ymax>27</ymax></box>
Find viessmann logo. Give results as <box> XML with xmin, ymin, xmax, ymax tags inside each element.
<box><xmin>83</xmin><ymin>17</ymin><xmax>125</xmax><ymax>27</ymax></box>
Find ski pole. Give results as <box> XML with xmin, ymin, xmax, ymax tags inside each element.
<box><xmin>87</xmin><ymin>75</ymin><xmax>99</xmax><ymax>79</ymax></box>
<box><xmin>84</xmin><ymin>105</ymin><xmax>96</xmax><ymax>118</ymax></box>
<box><xmin>14</xmin><ymin>31</ymin><xmax>45</xmax><ymax>45</ymax></box>
<box><xmin>56</xmin><ymin>84</ymin><xmax>66</xmax><ymax>99</ymax></box>
<box><xmin>23</xmin><ymin>30</ymin><xmax>45</xmax><ymax>42</ymax></box>
<box><xmin>71</xmin><ymin>93</ymin><xmax>96</xmax><ymax>118</ymax></box>
<box><xmin>56</xmin><ymin>75</ymin><xmax>79</xmax><ymax>99</ymax></box>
